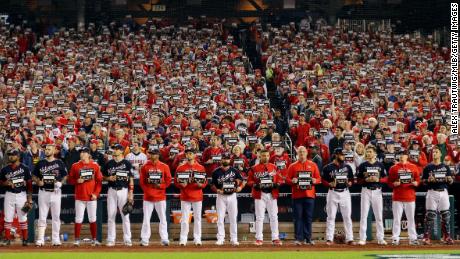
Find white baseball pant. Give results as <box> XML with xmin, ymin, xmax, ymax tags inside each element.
<box><xmin>426</xmin><ymin>189</ymin><xmax>450</xmax><ymax>211</ymax></box>
<box><xmin>141</xmin><ymin>200</ymin><xmax>168</xmax><ymax>243</ymax></box>
<box><xmin>392</xmin><ymin>201</ymin><xmax>417</xmax><ymax>242</ymax></box>
<box><xmin>255</xmin><ymin>192</ymin><xmax>279</xmax><ymax>241</ymax></box>
<box><xmin>4</xmin><ymin>191</ymin><xmax>28</xmax><ymax>223</ymax></box>
<box><xmin>37</xmin><ymin>189</ymin><xmax>62</xmax><ymax>244</ymax></box>
<box><xmin>326</xmin><ymin>189</ymin><xmax>354</xmax><ymax>242</ymax></box>
<box><xmin>107</xmin><ymin>188</ymin><xmax>132</xmax><ymax>243</ymax></box>
<box><xmin>359</xmin><ymin>187</ymin><xmax>384</xmax><ymax>241</ymax></box>
<box><xmin>216</xmin><ymin>193</ymin><xmax>238</xmax><ymax>243</ymax></box>
<box><xmin>180</xmin><ymin>201</ymin><xmax>202</xmax><ymax>244</ymax></box>
<box><xmin>75</xmin><ymin>200</ymin><xmax>97</xmax><ymax>223</ymax></box>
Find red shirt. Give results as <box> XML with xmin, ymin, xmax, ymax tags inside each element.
<box><xmin>139</xmin><ymin>160</ymin><xmax>172</xmax><ymax>202</ymax></box>
<box><xmin>291</xmin><ymin>123</ymin><xmax>311</xmax><ymax>147</ymax></box>
<box><xmin>68</xmin><ymin>160</ymin><xmax>103</xmax><ymax>201</ymax></box>
<box><xmin>247</xmin><ymin>163</ymin><xmax>282</xmax><ymax>199</ymax></box>
<box><xmin>202</xmin><ymin>146</ymin><xmax>224</xmax><ymax>176</ymax></box>
<box><xmin>269</xmin><ymin>153</ymin><xmax>291</xmax><ymax>178</ymax></box>
<box><xmin>285</xmin><ymin>160</ymin><xmax>321</xmax><ymax>199</ymax></box>
<box><xmin>388</xmin><ymin>162</ymin><xmax>421</xmax><ymax>202</ymax></box>
<box><xmin>174</xmin><ymin>161</ymin><xmax>207</xmax><ymax>202</ymax></box>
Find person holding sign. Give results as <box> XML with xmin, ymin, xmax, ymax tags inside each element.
<box><xmin>421</xmin><ymin>146</ymin><xmax>454</xmax><ymax>245</ymax></box>
<box><xmin>356</xmin><ymin>145</ymin><xmax>387</xmax><ymax>245</ymax></box>
<box><xmin>202</xmin><ymin>136</ymin><xmax>225</xmax><ymax>176</ymax></box>
<box><xmin>388</xmin><ymin>149</ymin><xmax>421</xmax><ymax>245</ymax></box>
<box><xmin>322</xmin><ymin>148</ymin><xmax>355</xmax><ymax>245</ymax></box>
<box><xmin>247</xmin><ymin>149</ymin><xmax>283</xmax><ymax>246</ymax></box>
<box><xmin>175</xmin><ymin>148</ymin><xmax>207</xmax><ymax>246</ymax></box>
<box><xmin>139</xmin><ymin>148</ymin><xmax>172</xmax><ymax>246</ymax></box>
<box><xmin>68</xmin><ymin>147</ymin><xmax>103</xmax><ymax>247</ymax></box>
<box><xmin>211</xmin><ymin>152</ymin><xmax>245</xmax><ymax>246</ymax></box>
<box><xmin>32</xmin><ymin>143</ymin><xmax>68</xmax><ymax>247</ymax></box>
<box><xmin>102</xmin><ymin>144</ymin><xmax>134</xmax><ymax>247</ymax></box>
<box><xmin>286</xmin><ymin>146</ymin><xmax>321</xmax><ymax>245</ymax></box>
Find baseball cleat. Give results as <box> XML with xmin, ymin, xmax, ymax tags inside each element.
<box><xmin>231</xmin><ymin>241</ymin><xmax>240</xmax><ymax>246</ymax></box>
<box><xmin>255</xmin><ymin>240</ymin><xmax>263</xmax><ymax>246</ymax></box>
<box><xmin>304</xmin><ymin>240</ymin><xmax>315</xmax><ymax>246</ymax></box>
<box><xmin>161</xmin><ymin>240</ymin><xmax>169</xmax><ymax>246</ymax></box>
<box><xmin>106</xmin><ymin>241</ymin><xmax>115</xmax><ymax>247</ymax></box>
<box><xmin>215</xmin><ymin>240</ymin><xmax>224</xmax><ymax>246</ymax></box>
<box><xmin>294</xmin><ymin>240</ymin><xmax>303</xmax><ymax>246</ymax></box>
<box><xmin>140</xmin><ymin>241</ymin><xmax>149</xmax><ymax>247</ymax></box>
<box><xmin>444</xmin><ymin>237</ymin><xmax>454</xmax><ymax>245</ymax></box>
<box><xmin>52</xmin><ymin>242</ymin><xmax>62</xmax><ymax>246</ymax></box>
<box><xmin>22</xmin><ymin>239</ymin><xmax>28</xmax><ymax>246</ymax></box>
<box><xmin>357</xmin><ymin>240</ymin><xmax>366</xmax><ymax>246</ymax></box>
<box><xmin>73</xmin><ymin>239</ymin><xmax>81</xmax><ymax>247</ymax></box>
<box><xmin>272</xmin><ymin>240</ymin><xmax>282</xmax><ymax>246</ymax></box>
<box><xmin>194</xmin><ymin>241</ymin><xmax>202</xmax><ymax>246</ymax></box>
<box><xmin>1</xmin><ymin>239</ymin><xmax>11</xmax><ymax>246</ymax></box>
<box><xmin>377</xmin><ymin>240</ymin><xmax>387</xmax><ymax>245</ymax></box>
<box><xmin>179</xmin><ymin>241</ymin><xmax>187</xmax><ymax>246</ymax></box>
<box><xmin>124</xmin><ymin>241</ymin><xmax>133</xmax><ymax>247</ymax></box>
<box><xmin>35</xmin><ymin>241</ymin><xmax>44</xmax><ymax>247</ymax></box>
<box><xmin>325</xmin><ymin>240</ymin><xmax>333</xmax><ymax>246</ymax></box>
<box><xmin>91</xmin><ymin>239</ymin><xmax>102</xmax><ymax>246</ymax></box>
<box><xmin>422</xmin><ymin>238</ymin><xmax>432</xmax><ymax>245</ymax></box>
<box><xmin>409</xmin><ymin>239</ymin><xmax>419</xmax><ymax>246</ymax></box>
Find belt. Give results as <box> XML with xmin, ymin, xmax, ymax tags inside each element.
<box><xmin>365</xmin><ymin>187</ymin><xmax>381</xmax><ymax>191</ymax></box>
<box><xmin>110</xmin><ymin>186</ymin><xmax>127</xmax><ymax>191</ymax></box>
<box><xmin>7</xmin><ymin>190</ymin><xmax>23</xmax><ymax>194</ymax></box>
<box><xmin>332</xmin><ymin>188</ymin><xmax>346</xmax><ymax>192</ymax></box>
<box><xmin>40</xmin><ymin>188</ymin><xmax>55</xmax><ymax>192</ymax></box>
<box><xmin>431</xmin><ymin>189</ymin><xmax>446</xmax><ymax>192</ymax></box>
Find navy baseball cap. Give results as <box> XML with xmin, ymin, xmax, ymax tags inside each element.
<box><xmin>222</xmin><ymin>152</ymin><xmax>232</xmax><ymax>159</ymax></box>
<box><xmin>112</xmin><ymin>144</ymin><xmax>124</xmax><ymax>150</ymax></box>
<box><xmin>334</xmin><ymin>148</ymin><xmax>344</xmax><ymax>155</ymax></box>
<box><xmin>80</xmin><ymin>147</ymin><xmax>91</xmax><ymax>153</ymax></box>
<box><xmin>7</xmin><ymin>149</ymin><xmax>20</xmax><ymax>156</ymax></box>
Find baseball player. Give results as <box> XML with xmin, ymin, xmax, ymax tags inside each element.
<box><xmin>174</xmin><ymin>148</ymin><xmax>207</xmax><ymax>246</ymax></box>
<box><xmin>421</xmin><ymin>146</ymin><xmax>454</xmax><ymax>245</ymax></box>
<box><xmin>247</xmin><ymin>149</ymin><xmax>283</xmax><ymax>246</ymax></box>
<box><xmin>322</xmin><ymin>148</ymin><xmax>355</xmax><ymax>245</ymax></box>
<box><xmin>103</xmin><ymin>144</ymin><xmax>134</xmax><ymax>246</ymax></box>
<box><xmin>388</xmin><ymin>150</ymin><xmax>421</xmax><ymax>245</ymax></box>
<box><xmin>285</xmin><ymin>146</ymin><xmax>321</xmax><ymax>245</ymax></box>
<box><xmin>32</xmin><ymin>144</ymin><xmax>68</xmax><ymax>246</ymax></box>
<box><xmin>0</xmin><ymin>149</ymin><xmax>33</xmax><ymax>246</ymax></box>
<box><xmin>211</xmin><ymin>152</ymin><xmax>244</xmax><ymax>246</ymax></box>
<box><xmin>125</xmin><ymin>141</ymin><xmax>147</xmax><ymax>179</ymax></box>
<box><xmin>356</xmin><ymin>145</ymin><xmax>387</xmax><ymax>245</ymax></box>
<box><xmin>68</xmin><ymin>147</ymin><xmax>103</xmax><ymax>246</ymax></box>
<box><xmin>139</xmin><ymin>148</ymin><xmax>172</xmax><ymax>246</ymax></box>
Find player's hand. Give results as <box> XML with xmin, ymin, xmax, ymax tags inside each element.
<box><xmin>329</xmin><ymin>181</ymin><xmax>336</xmax><ymax>188</ymax></box>
<box><xmin>393</xmin><ymin>180</ymin><xmax>400</xmax><ymax>187</ymax></box>
<box><xmin>365</xmin><ymin>177</ymin><xmax>372</xmax><ymax>183</ymax></box>
<box><xmin>291</xmin><ymin>178</ymin><xmax>298</xmax><ymax>184</ymax></box>
<box><xmin>235</xmin><ymin>186</ymin><xmax>242</xmax><ymax>193</ymax></box>
<box><xmin>312</xmin><ymin>178</ymin><xmax>317</xmax><ymax>184</ymax></box>
<box><xmin>412</xmin><ymin>181</ymin><xmax>418</xmax><ymax>187</ymax></box>
<box><xmin>154</xmin><ymin>183</ymin><xmax>161</xmax><ymax>189</ymax></box>
<box><xmin>372</xmin><ymin>176</ymin><xmax>379</xmax><ymax>183</ymax></box>
<box><xmin>90</xmin><ymin>194</ymin><xmax>97</xmax><ymax>200</ymax></box>
<box><xmin>77</xmin><ymin>178</ymin><xmax>85</xmax><ymax>184</ymax></box>
<box><xmin>37</xmin><ymin>180</ymin><xmax>44</xmax><ymax>187</ymax></box>
<box><xmin>217</xmin><ymin>189</ymin><xmax>224</xmax><ymax>194</ymax></box>
<box><xmin>428</xmin><ymin>175</ymin><xmax>436</xmax><ymax>183</ymax></box>
<box><xmin>196</xmin><ymin>183</ymin><xmax>203</xmax><ymax>188</ymax></box>
<box><xmin>54</xmin><ymin>181</ymin><xmax>62</xmax><ymax>189</ymax></box>
<box><xmin>180</xmin><ymin>182</ymin><xmax>188</xmax><ymax>188</ymax></box>
<box><xmin>128</xmin><ymin>193</ymin><xmax>134</xmax><ymax>203</ymax></box>
<box><xmin>108</xmin><ymin>176</ymin><xmax>117</xmax><ymax>182</ymax></box>
<box><xmin>447</xmin><ymin>176</ymin><xmax>454</xmax><ymax>184</ymax></box>
<box><xmin>347</xmin><ymin>181</ymin><xmax>353</xmax><ymax>187</ymax></box>
<box><xmin>5</xmin><ymin>180</ymin><xmax>13</xmax><ymax>187</ymax></box>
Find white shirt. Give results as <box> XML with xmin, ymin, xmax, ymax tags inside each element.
<box><xmin>125</xmin><ymin>152</ymin><xmax>147</xmax><ymax>179</ymax></box>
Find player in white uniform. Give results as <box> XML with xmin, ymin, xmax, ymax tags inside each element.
<box><xmin>210</xmin><ymin>152</ymin><xmax>244</xmax><ymax>246</ymax></box>
<box><xmin>421</xmin><ymin>146</ymin><xmax>454</xmax><ymax>245</ymax></box>
<box><xmin>125</xmin><ymin>141</ymin><xmax>147</xmax><ymax>179</ymax></box>
<box><xmin>0</xmin><ymin>149</ymin><xmax>33</xmax><ymax>246</ymax></box>
<box><xmin>32</xmin><ymin>144</ymin><xmax>68</xmax><ymax>246</ymax></box>
<box><xmin>356</xmin><ymin>145</ymin><xmax>387</xmax><ymax>245</ymax></box>
<box><xmin>102</xmin><ymin>144</ymin><xmax>134</xmax><ymax>246</ymax></box>
<box><xmin>322</xmin><ymin>148</ymin><xmax>356</xmax><ymax>245</ymax></box>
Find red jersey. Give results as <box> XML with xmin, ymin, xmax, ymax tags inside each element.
<box><xmin>202</xmin><ymin>146</ymin><xmax>224</xmax><ymax>176</ymax></box>
<box><xmin>290</xmin><ymin>123</ymin><xmax>311</xmax><ymax>147</ymax></box>
<box><xmin>174</xmin><ymin>161</ymin><xmax>207</xmax><ymax>202</ymax></box>
<box><xmin>388</xmin><ymin>162</ymin><xmax>421</xmax><ymax>202</ymax></box>
<box><xmin>285</xmin><ymin>160</ymin><xmax>321</xmax><ymax>199</ymax></box>
<box><xmin>139</xmin><ymin>160</ymin><xmax>172</xmax><ymax>202</ymax></box>
<box><xmin>247</xmin><ymin>163</ymin><xmax>282</xmax><ymax>199</ymax></box>
<box><xmin>68</xmin><ymin>160</ymin><xmax>103</xmax><ymax>201</ymax></box>
<box><xmin>269</xmin><ymin>153</ymin><xmax>291</xmax><ymax>179</ymax></box>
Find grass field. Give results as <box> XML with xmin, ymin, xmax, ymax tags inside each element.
<box><xmin>2</xmin><ymin>251</ymin><xmax>460</xmax><ymax>259</ymax></box>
